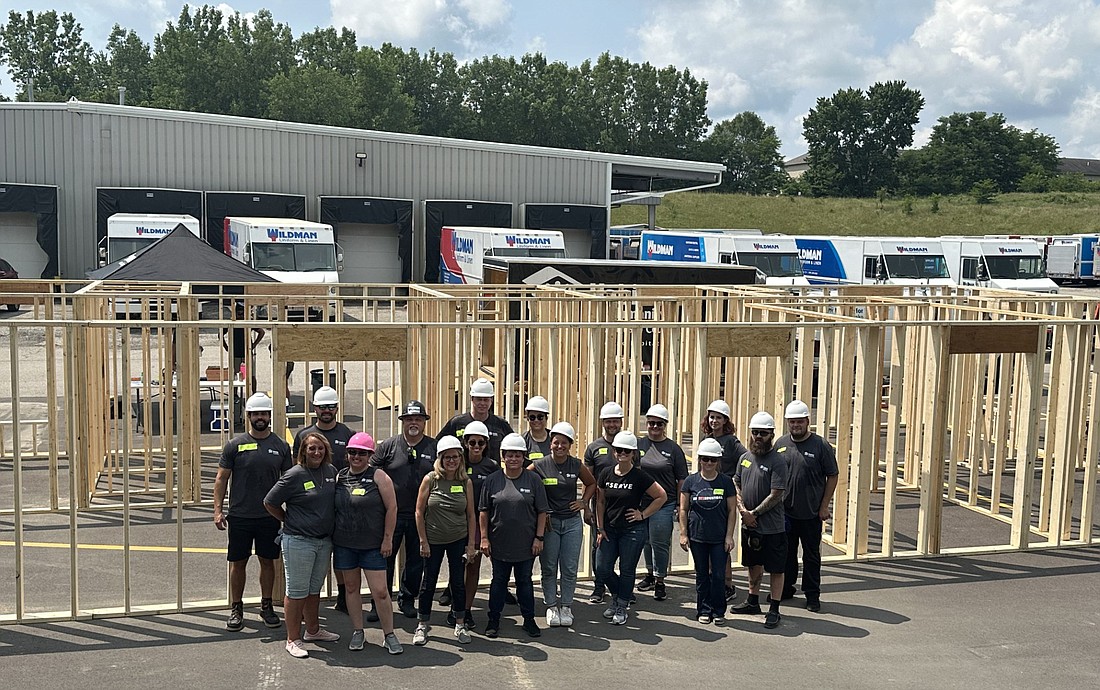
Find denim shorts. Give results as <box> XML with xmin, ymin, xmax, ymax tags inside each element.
<box><xmin>281</xmin><ymin>534</ymin><xmax>333</xmax><ymax>599</ymax></box>
<box><xmin>332</xmin><ymin>544</ymin><xmax>387</xmax><ymax>572</ymax></box>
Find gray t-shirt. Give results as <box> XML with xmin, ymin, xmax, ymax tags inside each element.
<box><xmin>637</xmin><ymin>437</ymin><xmax>689</xmax><ymax>509</ymax></box>
<box><xmin>372</xmin><ymin>435</ymin><xmax>436</xmax><ymax>518</ymax></box>
<box><xmin>523</xmin><ymin>430</ymin><xmax>552</xmax><ymax>460</ymax></box>
<box><xmin>293</xmin><ymin>423</ymin><xmax>355</xmax><ymax>471</ymax></box>
<box><xmin>531</xmin><ymin>455</ymin><xmax>583</xmax><ymax>519</ymax></box>
<box><xmin>734</xmin><ymin>446</ymin><xmax>790</xmax><ymax>535</ymax></box>
<box><xmin>479</xmin><ymin>470</ymin><xmax>549</xmax><ymax>563</ymax></box>
<box><xmin>219</xmin><ymin>432</ymin><xmax>293</xmax><ymax>519</ymax></box>
<box><xmin>776</xmin><ymin>433</ymin><xmax>839</xmax><ymax>520</ymax></box>
<box><xmin>583</xmin><ymin>437</ymin><xmax>618</xmax><ymax>476</ymax></box>
<box><xmin>713</xmin><ymin>433</ymin><xmax>749</xmax><ymax>478</ymax></box>
<box><xmin>264</xmin><ymin>464</ymin><xmax>337</xmax><ymax>538</ymax></box>
<box><xmin>333</xmin><ymin>466</ymin><xmax>387</xmax><ymax>550</ymax></box>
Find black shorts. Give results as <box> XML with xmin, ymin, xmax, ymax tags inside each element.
<box><xmin>740</xmin><ymin>529</ymin><xmax>787</xmax><ymax>573</ymax></box>
<box><xmin>227</xmin><ymin>515</ymin><xmax>282</xmax><ymax>562</ymax></box>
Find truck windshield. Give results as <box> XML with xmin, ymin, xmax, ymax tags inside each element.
<box><xmin>883</xmin><ymin>255</ymin><xmax>950</xmax><ymax>279</ymax></box>
<box><xmin>252</xmin><ymin>243</ymin><xmax>337</xmax><ymax>272</ymax></box>
<box><xmin>984</xmin><ymin>255</ymin><xmax>1044</xmax><ymax>279</ymax></box>
<box><xmin>491</xmin><ymin>248</ymin><xmax>567</xmax><ymax>259</ymax></box>
<box><xmin>109</xmin><ymin>238</ymin><xmax>157</xmax><ymax>260</ymax></box>
<box><xmin>736</xmin><ymin>252</ymin><xmax>804</xmax><ymax>278</ymax></box>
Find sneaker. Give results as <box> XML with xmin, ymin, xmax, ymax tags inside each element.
<box><xmin>366</xmin><ymin>604</ymin><xmax>380</xmax><ymax>623</ymax></box>
<box><xmin>438</xmin><ymin>588</ymin><xmax>453</xmax><ymax>607</ymax></box>
<box><xmin>463</xmin><ymin>610</ymin><xmax>476</xmax><ymax>629</ymax></box>
<box><xmin>780</xmin><ymin>587</ymin><xmax>796</xmax><ymax>601</ymax></box>
<box><xmin>349</xmin><ymin>629</ymin><xmax>365</xmax><ymax>651</ymax></box>
<box><xmin>697</xmin><ymin>613</ymin><xmax>712</xmax><ymax>624</ymax></box>
<box><xmin>413</xmin><ymin>623</ymin><xmax>429</xmax><ymax>646</ymax></box>
<box><xmin>546</xmin><ymin>605</ymin><xmax>561</xmax><ymax>627</ymax></box>
<box><xmin>636</xmin><ymin>574</ymin><xmax>656</xmax><ymax>591</ymax></box>
<box><xmin>602</xmin><ymin>603</ymin><xmax>618</xmax><ymax>619</ymax></box>
<box><xmin>285</xmin><ymin>639</ymin><xmax>309</xmax><ymax>658</ymax></box>
<box><xmin>522</xmin><ymin>618</ymin><xmax>542</xmax><ymax>637</ymax></box>
<box><xmin>484</xmin><ymin>621</ymin><xmax>500</xmax><ymax>638</ymax></box>
<box><xmin>446</xmin><ymin>610</ymin><xmax>456</xmax><ymax>626</ymax></box>
<box><xmin>587</xmin><ymin>586</ymin><xmax>606</xmax><ymax>604</ymax></box>
<box><xmin>399</xmin><ymin>599</ymin><xmax>418</xmax><ymax>619</ymax></box>
<box><xmin>730</xmin><ymin>600</ymin><xmax>762</xmax><ymax>615</ymax></box>
<box><xmin>226</xmin><ymin>602</ymin><xmax>244</xmax><ymax>632</ymax></box>
<box><xmin>629</xmin><ymin>594</ymin><xmax>637</xmax><ymax>604</ymax></box>
<box><xmin>505</xmin><ymin>589</ymin><xmax>519</xmax><ymax>606</ymax></box>
<box><xmin>303</xmin><ymin>627</ymin><xmax>340</xmax><ymax>642</ymax></box>
<box><xmin>260</xmin><ymin>599</ymin><xmax>281</xmax><ymax>629</ymax></box>
<box><xmin>333</xmin><ymin>592</ymin><xmax>348</xmax><ymax>614</ymax></box>
<box><xmin>806</xmin><ymin>599</ymin><xmax>821</xmax><ymax>613</ymax></box>
<box><xmin>611</xmin><ymin>605</ymin><xmax>627</xmax><ymax>625</ymax></box>
<box><xmin>764</xmin><ymin>610</ymin><xmax>781</xmax><ymax>629</ymax></box>
<box><xmin>558</xmin><ymin>606</ymin><xmax>574</xmax><ymax>627</ymax></box>
<box><xmin>713</xmin><ymin>616</ymin><xmax>727</xmax><ymax>626</ymax></box>
<box><xmin>382</xmin><ymin>632</ymin><xmax>404</xmax><ymax>655</ymax></box>
<box><xmin>653</xmin><ymin>581</ymin><xmax>667</xmax><ymax>601</ymax></box>
<box><xmin>454</xmin><ymin>624</ymin><xmax>471</xmax><ymax>644</ymax></box>
<box><xmin>724</xmin><ymin>585</ymin><xmax>737</xmax><ymax>602</ymax></box>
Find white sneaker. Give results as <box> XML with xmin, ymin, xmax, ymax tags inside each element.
<box><xmin>413</xmin><ymin>623</ymin><xmax>429</xmax><ymax>646</ymax></box>
<box><xmin>285</xmin><ymin>639</ymin><xmax>309</xmax><ymax>658</ymax></box>
<box><xmin>612</xmin><ymin>605</ymin><xmax>627</xmax><ymax>625</ymax></box>
<box><xmin>546</xmin><ymin>605</ymin><xmax>561</xmax><ymax>627</ymax></box>
<box><xmin>303</xmin><ymin>627</ymin><xmax>340</xmax><ymax>642</ymax></box>
<box><xmin>559</xmin><ymin>606</ymin><xmax>574</xmax><ymax>627</ymax></box>
<box><xmin>454</xmin><ymin>624</ymin><xmax>471</xmax><ymax>644</ymax></box>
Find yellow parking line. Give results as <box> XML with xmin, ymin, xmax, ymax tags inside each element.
<box><xmin>0</xmin><ymin>540</ymin><xmax>223</xmax><ymax>554</ymax></box>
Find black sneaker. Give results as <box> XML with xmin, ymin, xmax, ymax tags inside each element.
<box><xmin>260</xmin><ymin>598</ymin><xmax>281</xmax><ymax>628</ymax></box>
<box><xmin>484</xmin><ymin>621</ymin><xmax>500</xmax><ymax>638</ymax></box>
<box><xmin>438</xmin><ymin>587</ymin><xmax>453</xmax><ymax>607</ymax></box>
<box><xmin>333</xmin><ymin>592</ymin><xmax>348</xmax><ymax>614</ymax></box>
<box><xmin>366</xmin><ymin>604</ymin><xmax>380</xmax><ymax>623</ymax></box>
<box><xmin>587</xmin><ymin>587</ymin><xmax>606</xmax><ymax>604</ymax></box>
<box><xmin>764</xmin><ymin>610</ymin><xmax>781</xmax><ymax>628</ymax></box>
<box><xmin>724</xmin><ymin>585</ymin><xmax>737</xmax><ymax>602</ymax></box>
<box><xmin>399</xmin><ymin>599</ymin><xmax>418</xmax><ymax>619</ymax></box>
<box><xmin>730</xmin><ymin>600</ymin><xmax>761</xmax><ymax>615</ymax></box>
<box><xmin>226</xmin><ymin>602</ymin><xmax>244</xmax><ymax>631</ymax></box>
<box><xmin>505</xmin><ymin>589</ymin><xmax>518</xmax><ymax>606</ymax></box>
<box><xmin>464</xmin><ymin>610</ymin><xmax>476</xmax><ymax>629</ymax></box>
<box><xmin>780</xmin><ymin>588</ymin><xmax>796</xmax><ymax>601</ymax></box>
<box><xmin>446</xmin><ymin>610</ymin><xmax>457</xmax><ymax>626</ymax></box>
<box><xmin>522</xmin><ymin>618</ymin><xmax>542</xmax><ymax>638</ymax></box>
<box><xmin>806</xmin><ymin>598</ymin><xmax>821</xmax><ymax>613</ymax></box>
<box><xmin>636</xmin><ymin>574</ymin><xmax>656</xmax><ymax>592</ymax></box>
<box><xmin>653</xmin><ymin>581</ymin><xmax>667</xmax><ymax>601</ymax></box>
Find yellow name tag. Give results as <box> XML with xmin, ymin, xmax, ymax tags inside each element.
<box><xmin>778</xmin><ymin>446</ymin><xmax>787</xmax><ymax>453</ymax></box>
<box><xmin>450</xmin><ymin>485</ymin><xmax>465</xmax><ymax>493</ymax></box>
<box><xmin>542</xmin><ymin>477</ymin><xmax>558</xmax><ymax>486</ymax></box>
<box><xmin>598</xmin><ymin>447</ymin><xmax>609</xmax><ymax>455</ymax></box>
<box><xmin>467</xmin><ymin>467</ymin><xmax>473</xmax><ymax>475</ymax></box>
<box><xmin>304</xmin><ymin>481</ymin><xmax>316</xmax><ymax>490</ymax></box>
<box><xmin>238</xmin><ymin>443</ymin><xmax>258</xmax><ymax>451</ymax></box>
<box><xmin>713</xmin><ymin>488</ymin><xmax>725</xmax><ymax>496</ymax></box>
<box><xmin>351</xmin><ymin>488</ymin><xmax>366</xmax><ymax>496</ymax></box>
<box><xmin>529</xmin><ymin>452</ymin><xmax>544</xmax><ymax>459</ymax></box>
<box><xmin>741</xmin><ymin>459</ymin><xmax>752</xmax><ymax>467</ymax></box>
<box><xmin>457</xmin><ymin>430</ymin><xmax>465</xmax><ymax>437</ymax></box>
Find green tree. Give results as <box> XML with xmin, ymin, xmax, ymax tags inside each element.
<box><xmin>970</xmin><ymin>178</ymin><xmax>998</xmax><ymax>205</ymax></box>
<box><xmin>380</xmin><ymin>44</ymin><xmax>474</xmax><ymax>138</ymax></box>
<box><xmin>149</xmin><ymin>5</ymin><xmax>228</xmax><ymax>111</ymax></box>
<box><xmin>354</xmin><ymin>46</ymin><xmax>415</xmax><ymax>132</ymax></box>
<box><xmin>267</xmin><ymin>64</ymin><xmax>361</xmax><ymax>127</ymax></box>
<box><xmin>704</xmin><ymin>112</ymin><xmax>785</xmax><ymax>194</ymax></box>
<box><xmin>100</xmin><ymin>25</ymin><xmax>153</xmax><ymax>105</ymax></box>
<box><xmin>802</xmin><ymin>81</ymin><xmax>924</xmax><ymax>197</ymax></box>
<box><xmin>0</xmin><ymin>10</ymin><xmax>101</xmax><ymax>101</ymax></box>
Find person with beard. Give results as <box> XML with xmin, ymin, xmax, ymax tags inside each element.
<box><xmin>213</xmin><ymin>392</ymin><xmax>292</xmax><ymax>633</ymax></box>
<box><xmin>635</xmin><ymin>404</ymin><xmax>688</xmax><ymax>603</ymax></box>
<box><xmin>436</xmin><ymin>378</ymin><xmax>514</xmax><ymax>461</ymax></box>
<box><xmin>583</xmin><ymin>401</ymin><xmax>626</xmax><ymax>604</ymax></box>
<box><xmin>731</xmin><ymin>411</ymin><xmax>791</xmax><ymax>629</ymax></box>
<box><xmin>522</xmin><ymin>396</ymin><xmax>552</xmax><ymax>459</ymax></box>
<box><xmin>678</xmin><ymin>438</ymin><xmax>737</xmax><ymax>625</ymax></box>
<box><xmin>368</xmin><ymin>400</ymin><xmax>437</xmax><ymax>621</ymax></box>
<box><xmin>699</xmin><ymin>399</ymin><xmax>748</xmax><ymax>603</ymax></box>
<box><xmin>292</xmin><ymin>386</ymin><xmax>356</xmax><ymax>613</ymax></box>
<box><xmin>777</xmin><ymin>400</ymin><xmax>838</xmax><ymax>613</ymax></box>
<box><xmin>264</xmin><ymin>432</ymin><xmax>340</xmax><ymax>658</ymax></box>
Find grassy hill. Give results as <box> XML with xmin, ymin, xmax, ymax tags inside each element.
<box><xmin>610</xmin><ymin>191</ymin><xmax>1100</xmax><ymax>236</ymax></box>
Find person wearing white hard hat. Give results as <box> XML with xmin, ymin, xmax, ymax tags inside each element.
<box><xmin>454</xmin><ymin>419</ymin><xmax>501</xmax><ymax>629</ymax></box>
<box><xmin>480</xmin><ymin>433</ymin><xmax>549</xmax><ymax>639</ymax></box>
<box><xmin>528</xmin><ymin>421</ymin><xmax>596</xmax><ymax>627</ymax></box>
<box><xmin>213</xmin><ymin>392</ymin><xmax>293</xmax><ymax>634</ymax></box>
<box><xmin>436</xmin><ymin>378</ymin><xmax>515</xmax><ymax>461</ymax></box>
<box><xmin>678</xmin><ymin>438</ymin><xmax>738</xmax><ymax>625</ymax></box>
<box><xmin>698</xmin><ymin>398</ymin><xmax>748</xmax><ymax>603</ymax></box>
<box><xmin>583</xmin><ymin>401</ymin><xmax>627</xmax><ymax>603</ymax></box>
<box><xmin>776</xmin><ymin>400</ymin><xmax>838</xmax><ymax>613</ymax></box>
<box><xmin>731</xmin><ymin>411</ymin><xmax>791</xmax><ymax>629</ymax></box>
<box><xmin>636</xmin><ymin>403</ymin><xmax>688</xmax><ymax>603</ymax></box>
<box><xmin>522</xmin><ymin>396</ymin><xmax>552</xmax><ymax>459</ymax></box>
<box><xmin>595</xmin><ymin>430</ymin><xmax>666</xmax><ymax>625</ymax></box>
<box><xmin>413</xmin><ymin>435</ymin><xmax>477</xmax><ymax>646</ymax></box>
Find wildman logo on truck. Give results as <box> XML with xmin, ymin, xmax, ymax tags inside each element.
<box><xmin>998</xmin><ymin>247</ymin><xmax>1024</xmax><ymax>254</ymax></box>
<box><xmin>895</xmin><ymin>246</ymin><xmax>928</xmax><ymax>253</ymax></box>
<box><xmin>135</xmin><ymin>226</ymin><xmax>172</xmax><ymax>235</ymax></box>
<box><xmin>266</xmin><ymin>228</ymin><xmax>320</xmax><ymax>242</ymax></box>
<box><xmin>505</xmin><ymin>235</ymin><xmax>552</xmax><ymax>247</ymax></box>
<box><xmin>753</xmin><ymin>243</ymin><xmax>781</xmax><ymax>250</ymax></box>
<box><xmin>799</xmin><ymin>248</ymin><xmax>823</xmax><ymax>262</ymax></box>
<box><xmin>646</xmin><ymin>241</ymin><xmax>675</xmax><ymax>257</ymax></box>
<box><xmin>454</xmin><ymin>237</ymin><xmax>475</xmax><ymax>255</ymax></box>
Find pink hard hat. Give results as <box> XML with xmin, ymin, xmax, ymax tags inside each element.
<box><xmin>347</xmin><ymin>432</ymin><xmax>376</xmax><ymax>452</ymax></box>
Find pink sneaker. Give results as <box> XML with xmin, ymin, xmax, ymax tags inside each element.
<box><xmin>303</xmin><ymin>627</ymin><xmax>340</xmax><ymax>642</ymax></box>
<box><xmin>285</xmin><ymin>640</ymin><xmax>309</xmax><ymax>658</ymax></box>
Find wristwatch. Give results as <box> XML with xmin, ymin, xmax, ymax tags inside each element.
<box><xmin>535</xmin><ymin>535</ymin><xmax>545</xmax><ymax>541</ymax></box>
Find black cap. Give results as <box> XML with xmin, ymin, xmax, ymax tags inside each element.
<box><xmin>398</xmin><ymin>400</ymin><xmax>430</xmax><ymax>420</ymax></box>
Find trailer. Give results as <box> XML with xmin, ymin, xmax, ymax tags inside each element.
<box><xmin>794</xmin><ymin>237</ymin><xmax>954</xmax><ymax>286</ymax></box>
<box><xmin>1043</xmin><ymin>234</ymin><xmax>1100</xmax><ymax>284</ymax></box>
<box><xmin>482</xmin><ymin>255</ymin><xmax>760</xmax><ymax>286</ymax></box>
<box><xmin>638</xmin><ymin>229</ymin><xmax>807</xmax><ymax>285</ymax></box>
<box><xmin>940</xmin><ymin>237</ymin><xmax>1059</xmax><ymax>293</ymax></box>
<box><xmin>440</xmin><ymin>226</ymin><xmax>566</xmax><ymax>284</ymax></box>
<box><xmin>100</xmin><ymin>214</ymin><xmax>201</xmax><ymax>266</ymax></box>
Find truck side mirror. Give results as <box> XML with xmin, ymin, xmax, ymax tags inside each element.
<box><xmin>336</xmin><ymin>251</ymin><xmax>344</xmax><ymax>271</ymax></box>
<box><xmin>977</xmin><ymin>263</ymin><xmax>989</xmax><ymax>282</ymax></box>
<box><xmin>875</xmin><ymin>260</ymin><xmax>887</xmax><ymax>282</ymax></box>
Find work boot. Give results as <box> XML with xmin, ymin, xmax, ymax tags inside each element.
<box><xmin>260</xmin><ymin>598</ymin><xmax>281</xmax><ymax>628</ymax></box>
<box><xmin>333</xmin><ymin>590</ymin><xmax>348</xmax><ymax>614</ymax></box>
<box><xmin>226</xmin><ymin>601</ymin><xmax>244</xmax><ymax>631</ymax></box>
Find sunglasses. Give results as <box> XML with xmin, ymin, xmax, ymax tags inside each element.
<box><xmin>699</xmin><ymin>457</ymin><xmax>719</xmax><ymax>463</ymax></box>
<box><xmin>647</xmin><ymin>420</ymin><xmax>667</xmax><ymax>427</ymax></box>
<box><xmin>613</xmin><ymin>447</ymin><xmax>633</xmax><ymax>454</ymax></box>
<box><xmin>750</xmin><ymin>430</ymin><xmax>773</xmax><ymax>437</ymax></box>
<box><xmin>527</xmin><ymin>414</ymin><xmax>547</xmax><ymax>421</ymax></box>
<box><xmin>316</xmin><ymin>404</ymin><xmax>338</xmax><ymax>411</ymax></box>
<box><xmin>466</xmin><ymin>439</ymin><xmax>487</xmax><ymax>447</ymax></box>
<box><xmin>347</xmin><ymin>449</ymin><xmax>372</xmax><ymax>457</ymax></box>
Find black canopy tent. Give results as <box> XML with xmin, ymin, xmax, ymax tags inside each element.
<box><xmin>87</xmin><ymin>224</ymin><xmax>276</xmax><ymax>283</ymax></box>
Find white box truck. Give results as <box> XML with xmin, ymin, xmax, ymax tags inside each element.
<box><xmin>794</xmin><ymin>237</ymin><xmax>954</xmax><ymax>287</ymax></box>
<box><xmin>940</xmin><ymin>237</ymin><xmax>1059</xmax><ymax>293</ymax></box>
<box><xmin>638</xmin><ymin>229</ymin><xmax>808</xmax><ymax>285</ymax></box>
<box><xmin>223</xmin><ymin>217</ymin><xmax>342</xmax><ymax>284</ymax></box>
<box><xmin>440</xmin><ymin>226</ymin><xmax>566</xmax><ymax>284</ymax></box>
<box><xmin>100</xmin><ymin>213</ymin><xmax>201</xmax><ymax>266</ymax></box>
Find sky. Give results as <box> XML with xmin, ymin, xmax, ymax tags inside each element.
<box><xmin>2</xmin><ymin>0</ymin><xmax>1100</xmax><ymax>160</ymax></box>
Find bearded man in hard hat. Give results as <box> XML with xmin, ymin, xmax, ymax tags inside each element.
<box><xmin>436</xmin><ymin>378</ymin><xmax>514</xmax><ymax>461</ymax></box>
<box><xmin>776</xmin><ymin>400</ymin><xmax>838</xmax><ymax>614</ymax></box>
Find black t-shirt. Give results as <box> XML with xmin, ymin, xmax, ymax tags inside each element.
<box><xmin>637</xmin><ymin>437</ymin><xmax>688</xmax><ymax>509</ymax></box>
<box><xmin>219</xmin><ymin>432</ymin><xmax>293</xmax><ymax>519</ymax></box>
<box><xmin>333</xmin><ymin>466</ymin><xmax>387</xmax><ymax>550</ymax></box>
<box><xmin>523</xmin><ymin>430</ymin><xmax>552</xmax><ymax>460</ymax></box>
<box><xmin>293</xmin><ymin>423</ymin><xmax>355</xmax><ymax>471</ymax></box>
<box><xmin>681</xmin><ymin>472</ymin><xmax>736</xmax><ymax>544</ymax></box>
<box><xmin>713</xmin><ymin>433</ymin><xmax>749</xmax><ymax>478</ymax></box>
<box><xmin>371</xmin><ymin>436</ymin><xmax>434</xmax><ymax>518</ymax></box>
<box><xmin>466</xmin><ymin>456</ymin><xmax>501</xmax><ymax>505</ymax></box>
<box><xmin>437</xmin><ymin>412</ymin><xmax>514</xmax><ymax>460</ymax></box>
<box><xmin>776</xmin><ymin>433</ymin><xmax>839</xmax><ymax>520</ymax></box>
<box><xmin>598</xmin><ymin>465</ymin><xmax>656</xmax><ymax>531</ymax></box>
<box><xmin>264</xmin><ymin>464</ymin><xmax>337</xmax><ymax>538</ymax></box>
<box><xmin>734</xmin><ymin>447</ymin><xmax>790</xmax><ymax>535</ymax></box>
<box><xmin>478</xmin><ymin>470</ymin><xmax>549</xmax><ymax>562</ymax></box>
<box><xmin>531</xmin><ymin>455</ymin><xmax>583</xmax><ymax>519</ymax></box>
<box><xmin>583</xmin><ymin>438</ymin><xmax>617</xmax><ymax>476</ymax></box>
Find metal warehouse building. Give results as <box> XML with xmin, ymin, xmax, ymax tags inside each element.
<box><xmin>0</xmin><ymin>101</ymin><xmax>722</xmax><ymax>281</ymax></box>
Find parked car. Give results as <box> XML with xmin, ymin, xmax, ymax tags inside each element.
<box><xmin>0</xmin><ymin>257</ymin><xmax>20</xmax><ymax>311</ymax></box>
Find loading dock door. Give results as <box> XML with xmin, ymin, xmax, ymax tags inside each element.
<box><xmin>338</xmin><ymin>223</ymin><xmax>403</xmax><ymax>284</ymax></box>
<box><xmin>0</xmin><ymin>212</ymin><xmax>48</xmax><ymax>278</ymax></box>
<box><xmin>0</xmin><ymin>184</ymin><xmax>59</xmax><ymax>278</ymax></box>
<box><xmin>523</xmin><ymin>203</ymin><xmax>609</xmax><ymax>259</ymax></box>
<box><xmin>424</xmin><ymin>200</ymin><xmax>512</xmax><ymax>282</ymax></box>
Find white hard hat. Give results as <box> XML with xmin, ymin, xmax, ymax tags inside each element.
<box><xmin>463</xmin><ymin>420</ymin><xmax>489</xmax><ymax>439</ymax></box>
<box><xmin>784</xmin><ymin>400</ymin><xmax>811</xmax><ymax>419</ymax></box>
<box><xmin>706</xmin><ymin>399</ymin><xmax>731</xmax><ymax>418</ymax></box>
<box><xmin>599</xmin><ymin>401</ymin><xmax>625</xmax><ymax>419</ymax></box>
<box><xmin>611</xmin><ymin>431</ymin><xmax>639</xmax><ymax>451</ymax></box>
<box><xmin>749</xmin><ymin>411</ymin><xmax>776</xmax><ymax>430</ymax></box>
<box><xmin>437</xmin><ymin>435</ymin><xmax>463</xmax><ymax>454</ymax></box>
<box><xmin>245</xmin><ymin>392</ymin><xmax>274</xmax><ymax>412</ymax></box>
<box><xmin>645</xmin><ymin>403</ymin><xmax>670</xmax><ymax>422</ymax></box>
<box><xmin>525</xmin><ymin>396</ymin><xmax>550</xmax><ymax>414</ymax></box>
<box><xmin>312</xmin><ymin>386</ymin><xmax>339</xmax><ymax>406</ymax></box>
<box><xmin>697</xmin><ymin>438</ymin><xmax>724</xmax><ymax>457</ymax></box>
<box><xmin>470</xmin><ymin>378</ymin><xmax>494</xmax><ymax>398</ymax></box>
<box><xmin>500</xmin><ymin>433</ymin><xmax>528</xmax><ymax>453</ymax></box>
<box><xmin>550</xmin><ymin>421</ymin><xmax>575</xmax><ymax>442</ymax></box>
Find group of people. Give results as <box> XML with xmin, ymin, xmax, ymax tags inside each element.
<box><xmin>213</xmin><ymin>377</ymin><xmax>838</xmax><ymax>659</ymax></box>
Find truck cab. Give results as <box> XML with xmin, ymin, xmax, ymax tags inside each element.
<box><xmin>941</xmin><ymin>237</ymin><xmax>1059</xmax><ymax>293</ymax></box>
<box><xmin>224</xmin><ymin>217</ymin><xmax>342</xmax><ymax>284</ymax></box>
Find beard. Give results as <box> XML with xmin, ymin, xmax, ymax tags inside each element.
<box><xmin>749</xmin><ymin>437</ymin><xmax>772</xmax><ymax>456</ymax></box>
<box><xmin>250</xmin><ymin>417</ymin><xmax>269</xmax><ymax>432</ymax></box>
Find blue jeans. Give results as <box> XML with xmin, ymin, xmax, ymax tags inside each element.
<box><xmin>642</xmin><ymin>502</ymin><xmax>675</xmax><ymax>578</ymax></box>
<box><xmin>488</xmin><ymin>557</ymin><xmax>536</xmax><ymax>622</ymax></box>
<box><xmin>418</xmin><ymin>538</ymin><xmax>467</xmax><ymax>622</ymax></box>
<box><xmin>594</xmin><ymin>522</ymin><xmax>647</xmax><ymax>607</ymax></box>
<box><xmin>689</xmin><ymin>540</ymin><xmax>727</xmax><ymax>617</ymax></box>
<box><xmin>540</xmin><ymin>514</ymin><xmax>583</xmax><ymax>606</ymax></box>
<box><xmin>281</xmin><ymin>534</ymin><xmax>333</xmax><ymax>599</ymax></box>
<box><xmin>381</xmin><ymin>515</ymin><xmax>424</xmax><ymax>606</ymax></box>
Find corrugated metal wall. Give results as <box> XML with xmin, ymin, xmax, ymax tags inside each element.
<box><xmin>0</xmin><ymin>104</ymin><xmax>609</xmax><ymax>278</ymax></box>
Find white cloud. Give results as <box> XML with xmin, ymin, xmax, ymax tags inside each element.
<box><xmin>330</xmin><ymin>0</ymin><xmax>512</xmax><ymax>56</ymax></box>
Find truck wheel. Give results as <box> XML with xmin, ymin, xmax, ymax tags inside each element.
<box><xmin>5</xmin><ymin>304</ymin><xmax>18</xmax><ymax>312</ymax></box>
